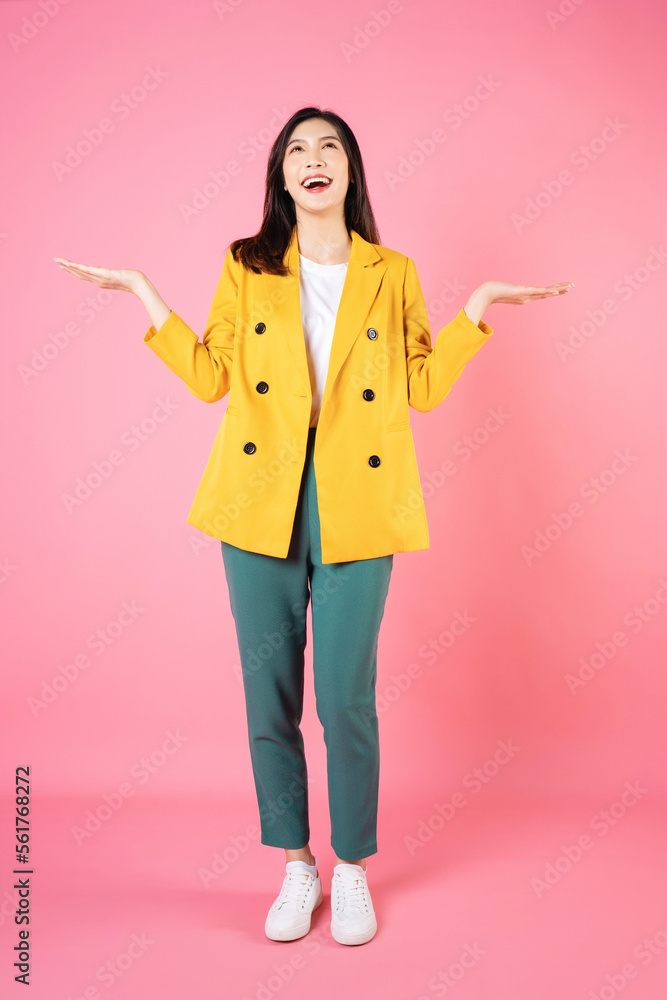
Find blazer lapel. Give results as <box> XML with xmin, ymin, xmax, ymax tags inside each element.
<box><xmin>322</xmin><ymin>229</ymin><xmax>386</xmax><ymax>408</ymax></box>
<box><xmin>258</xmin><ymin>226</ymin><xmax>387</xmax><ymax>404</ymax></box>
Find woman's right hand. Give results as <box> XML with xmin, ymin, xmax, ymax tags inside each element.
<box><xmin>54</xmin><ymin>256</ymin><xmax>171</xmax><ymax>330</ymax></box>
<box><xmin>53</xmin><ymin>257</ymin><xmax>146</xmax><ymax>295</ymax></box>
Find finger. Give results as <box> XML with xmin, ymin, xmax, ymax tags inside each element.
<box><xmin>64</xmin><ymin>262</ymin><xmax>106</xmax><ymax>275</ymax></box>
<box><xmin>60</xmin><ymin>268</ymin><xmax>99</xmax><ymax>284</ymax></box>
<box><xmin>521</xmin><ymin>283</ymin><xmax>574</xmax><ymax>293</ymax></box>
<box><xmin>57</xmin><ymin>259</ymin><xmax>109</xmax><ymax>275</ymax></box>
<box><xmin>54</xmin><ymin>258</ymin><xmax>86</xmax><ymax>268</ymax></box>
<box><xmin>59</xmin><ymin>263</ymin><xmax>99</xmax><ymax>278</ymax></box>
<box><xmin>57</xmin><ymin>263</ymin><xmax>104</xmax><ymax>284</ymax></box>
<box><xmin>57</xmin><ymin>263</ymin><xmax>86</xmax><ymax>276</ymax></box>
<box><xmin>529</xmin><ymin>285</ymin><xmax>574</xmax><ymax>296</ymax></box>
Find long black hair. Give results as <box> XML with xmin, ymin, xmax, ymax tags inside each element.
<box><xmin>228</xmin><ymin>106</ymin><xmax>381</xmax><ymax>276</ymax></box>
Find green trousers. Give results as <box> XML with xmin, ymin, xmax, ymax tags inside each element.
<box><xmin>221</xmin><ymin>425</ymin><xmax>394</xmax><ymax>860</ymax></box>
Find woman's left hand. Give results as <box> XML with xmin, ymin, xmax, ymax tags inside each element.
<box><xmin>482</xmin><ymin>280</ymin><xmax>575</xmax><ymax>305</ymax></box>
<box><xmin>463</xmin><ymin>280</ymin><xmax>575</xmax><ymax>326</ymax></box>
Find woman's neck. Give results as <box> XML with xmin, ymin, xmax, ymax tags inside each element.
<box><xmin>295</xmin><ymin>220</ymin><xmax>352</xmax><ymax>265</ymax></box>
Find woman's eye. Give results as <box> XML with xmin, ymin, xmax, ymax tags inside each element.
<box><xmin>289</xmin><ymin>142</ymin><xmax>337</xmax><ymax>152</ymax></box>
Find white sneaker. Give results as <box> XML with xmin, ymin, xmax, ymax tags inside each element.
<box><xmin>265</xmin><ymin>860</ymin><xmax>323</xmax><ymax>941</ymax></box>
<box><xmin>330</xmin><ymin>864</ymin><xmax>377</xmax><ymax>945</ymax></box>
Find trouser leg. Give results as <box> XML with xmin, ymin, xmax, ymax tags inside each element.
<box><xmin>303</xmin><ymin>433</ymin><xmax>394</xmax><ymax>861</ymax></box>
<box><xmin>220</xmin><ymin>459</ymin><xmax>312</xmax><ymax>849</ymax></box>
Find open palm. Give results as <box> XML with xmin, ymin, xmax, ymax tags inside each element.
<box><xmin>485</xmin><ymin>280</ymin><xmax>574</xmax><ymax>304</ymax></box>
<box><xmin>53</xmin><ymin>256</ymin><xmax>143</xmax><ymax>294</ymax></box>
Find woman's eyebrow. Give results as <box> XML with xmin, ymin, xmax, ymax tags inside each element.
<box><xmin>286</xmin><ymin>135</ymin><xmax>340</xmax><ymax>145</ymax></box>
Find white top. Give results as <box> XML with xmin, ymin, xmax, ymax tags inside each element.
<box><xmin>299</xmin><ymin>253</ymin><xmax>348</xmax><ymax>427</ymax></box>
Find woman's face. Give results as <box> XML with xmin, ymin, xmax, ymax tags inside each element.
<box><xmin>282</xmin><ymin>118</ymin><xmax>352</xmax><ymax>219</ymax></box>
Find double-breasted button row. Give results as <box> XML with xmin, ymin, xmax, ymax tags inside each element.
<box><xmin>242</xmin><ymin>441</ymin><xmax>382</xmax><ymax>467</ymax></box>
<box><xmin>245</xmin><ymin>320</ymin><xmax>382</xmax><ymax>463</ymax></box>
<box><xmin>253</xmin><ymin>322</ymin><xmax>268</xmax><ymax>390</ymax></box>
<box><xmin>256</xmin><ymin>321</ymin><xmax>379</xmax><ymax>340</ymax></box>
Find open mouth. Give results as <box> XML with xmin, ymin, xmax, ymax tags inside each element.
<box><xmin>301</xmin><ymin>175</ymin><xmax>332</xmax><ymax>190</ymax></box>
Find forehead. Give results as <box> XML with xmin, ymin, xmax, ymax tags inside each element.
<box><xmin>286</xmin><ymin>119</ymin><xmax>341</xmax><ymax>145</ymax></box>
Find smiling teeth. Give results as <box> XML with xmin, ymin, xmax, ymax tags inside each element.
<box><xmin>303</xmin><ymin>176</ymin><xmax>331</xmax><ymax>187</ymax></box>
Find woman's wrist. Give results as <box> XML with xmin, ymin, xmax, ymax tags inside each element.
<box><xmin>463</xmin><ymin>284</ymin><xmax>492</xmax><ymax>327</ymax></box>
<box><xmin>134</xmin><ymin>274</ymin><xmax>171</xmax><ymax>330</ymax></box>
<box><xmin>132</xmin><ymin>271</ymin><xmax>154</xmax><ymax>298</ymax></box>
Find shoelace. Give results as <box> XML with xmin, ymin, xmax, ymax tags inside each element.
<box><xmin>275</xmin><ymin>870</ymin><xmax>315</xmax><ymax>911</ymax></box>
<box><xmin>332</xmin><ymin>872</ymin><xmax>370</xmax><ymax>914</ymax></box>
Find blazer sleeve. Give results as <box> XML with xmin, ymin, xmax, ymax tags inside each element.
<box><xmin>403</xmin><ymin>255</ymin><xmax>494</xmax><ymax>412</ymax></box>
<box><xmin>142</xmin><ymin>248</ymin><xmax>238</xmax><ymax>403</ymax></box>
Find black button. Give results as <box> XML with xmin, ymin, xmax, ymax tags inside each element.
<box><xmin>367</xmin><ymin>327</ymin><xmax>378</xmax><ymax>340</ymax></box>
<box><xmin>256</xmin><ymin>381</ymin><xmax>269</xmax><ymax>393</ymax></box>
<box><xmin>368</xmin><ymin>455</ymin><xmax>381</xmax><ymax>467</ymax></box>
<box><xmin>255</xmin><ymin>322</ymin><xmax>266</xmax><ymax>334</ymax></box>
<box><xmin>243</xmin><ymin>442</ymin><xmax>256</xmax><ymax>454</ymax></box>
<box><xmin>362</xmin><ymin>389</ymin><xmax>375</xmax><ymax>401</ymax></box>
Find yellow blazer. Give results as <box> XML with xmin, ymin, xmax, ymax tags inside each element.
<box><xmin>143</xmin><ymin>226</ymin><xmax>494</xmax><ymax>563</ymax></box>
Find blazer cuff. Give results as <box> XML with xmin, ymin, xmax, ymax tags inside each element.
<box><xmin>143</xmin><ymin>309</ymin><xmax>182</xmax><ymax>348</ymax></box>
<box><xmin>460</xmin><ymin>305</ymin><xmax>494</xmax><ymax>338</ymax></box>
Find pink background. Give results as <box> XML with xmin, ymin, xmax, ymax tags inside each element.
<box><xmin>2</xmin><ymin>0</ymin><xmax>667</xmax><ymax>997</ymax></box>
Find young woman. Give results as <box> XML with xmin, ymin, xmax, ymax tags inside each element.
<box><xmin>54</xmin><ymin>105</ymin><xmax>573</xmax><ymax>947</ymax></box>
